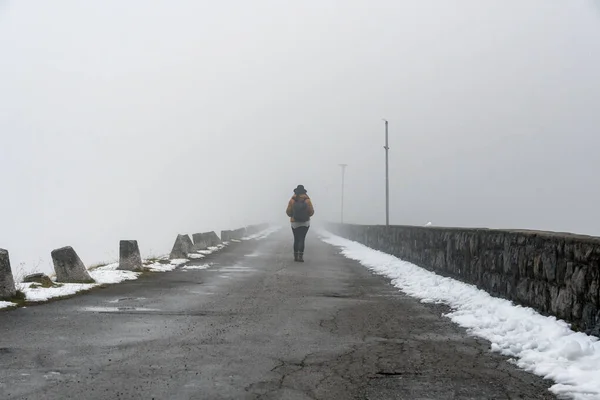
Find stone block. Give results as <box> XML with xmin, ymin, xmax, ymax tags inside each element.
<box><xmin>503</xmin><ymin>245</ymin><xmax>517</xmax><ymax>275</ymax></box>
<box><xmin>232</xmin><ymin>228</ymin><xmax>246</xmax><ymax>240</ymax></box>
<box><xmin>533</xmin><ymin>255</ymin><xmax>543</xmax><ymax>279</ymax></box>
<box><xmin>202</xmin><ymin>231</ymin><xmax>222</xmax><ymax>247</ymax></box>
<box><xmin>564</xmin><ymin>242</ymin><xmax>575</xmax><ymax>261</ymax></box>
<box><xmin>192</xmin><ymin>233</ymin><xmax>208</xmax><ymax>251</ymax></box>
<box><xmin>575</xmin><ymin>241</ymin><xmax>600</xmax><ymax>263</ymax></box>
<box><xmin>542</xmin><ymin>243</ymin><xmax>558</xmax><ymax>282</ymax></box>
<box><xmin>487</xmin><ymin>273</ymin><xmax>506</xmax><ymax>295</ymax></box>
<box><xmin>565</xmin><ymin>261</ymin><xmax>575</xmax><ymax>281</ymax></box>
<box><xmin>586</xmin><ymin>268</ymin><xmax>599</xmax><ymax>306</ymax></box>
<box><xmin>556</xmin><ymin>259</ymin><xmax>567</xmax><ymax>283</ymax></box>
<box><xmin>0</xmin><ymin>249</ymin><xmax>17</xmax><ymax>299</ymax></box>
<box><xmin>552</xmin><ymin>287</ymin><xmax>574</xmax><ymax>320</ymax></box>
<box><xmin>573</xmin><ymin>301</ymin><xmax>583</xmax><ymax>320</ymax></box>
<box><xmin>582</xmin><ymin>303</ymin><xmax>598</xmax><ymax>331</ymax></box>
<box><xmin>170</xmin><ymin>234</ymin><xmax>194</xmax><ymax>259</ymax></box>
<box><xmin>23</xmin><ymin>273</ymin><xmax>54</xmax><ymax>287</ymax></box>
<box><xmin>118</xmin><ymin>240</ymin><xmax>143</xmax><ymax>271</ymax></box>
<box><xmin>569</xmin><ymin>266</ymin><xmax>589</xmax><ymax>297</ymax></box>
<box><xmin>51</xmin><ymin>246</ymin><xmax>94</xmax><ymax>283</ymax></box>
<box><xmin>221</xmin><ymin>230</ymin><xmax>231</xmax><ymax>242</ymax></box>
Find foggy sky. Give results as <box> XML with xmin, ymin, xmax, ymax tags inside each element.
<box><xmin>2</xmin><ymin>0</ymin><xmax>600</xmax><ymax>275</ymax></box>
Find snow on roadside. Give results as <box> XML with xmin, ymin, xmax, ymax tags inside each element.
<box><xmin>320</xmin><ymin>231</ymin><xmax>600</xmax><ymax>400</ymax></box>
<box><xmin>145</xmin><ymin>258</ymin><xmax>189</xmax><ymax>272</ymax></box>
<box><xmin>2</xmin><ymin>256</ymin><xmax>195</xmax><ymax>307</ymax></box>
<box><xmin>186</xmin><ymin>243</ymin><xmax>226</xmax><ymax>260</ymax></box>
<box><xmin>242</xmin><ymin>226</ymin><xmax>281</xmax><ymax>241</ymax></box>
<box><xmin>90</xmin><ymin>263</ymin><xmax>139</xmax><ymax>284</ymax></box>
<box><xmin>187</xmin><ymin>253</ymin><xmax>205</xmax><ymax>259</ymax></box>
<box><xmin>169</xmin><ymin>259</ymin><xmax>189</xmax><ymax>265</ymax></box>
<box><xmin>183</xmin><ymin>263</ymin><xmax>212</xmax><ymax>270</ymax></box>
<box><xmin>18</xmin><ymin>262</ymin><xmax>140</xmax><ymax>302</ymax></box>
<box><xmin>0</xmin><ymin>301</ymin><xmax>15</xmax><ymax>310</ymax></box>
<box><xmin>1</xmin><ymin>237</ymin><xmax>235</xmax><ymax>309</ymax></box>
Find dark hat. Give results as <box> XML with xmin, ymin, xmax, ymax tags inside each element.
<box><xmin>294</xmin><ymin>185</ymin><xmax>307</xmax><ymax>194</ymax></box>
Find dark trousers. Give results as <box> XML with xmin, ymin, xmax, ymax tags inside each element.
<box><xmin>292</xmin><ymin>226</ymin><xmax>309</xmax><ymax>253</ymax></box>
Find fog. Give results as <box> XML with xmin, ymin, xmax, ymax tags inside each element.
<box><xmin>2</xmin><ymin>0</ymin><xmax>600</xmax><ymax>275</ymax></box>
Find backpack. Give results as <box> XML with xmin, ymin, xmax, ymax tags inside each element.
<box><xmin>292</xmin><ymin>196</ymin><xmax>310</xmax><ymax>222</ymax></box>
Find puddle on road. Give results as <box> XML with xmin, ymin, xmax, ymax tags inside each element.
<box><xmin>82</xmin><ymin>306</ymin><xmax>162</xmax><ymax>313</ymax></box>
<box><xmin>107</xmin><ymin>297</ymin><xmax>147</xmax><ymax>303</ymax></box>
<box><xmin>186</xmin><ymin>290</ymin><xmax>215</xmax><ymax>295</ymax></box>
<box><xmin>219</xmin><ymin>266</ymin><xmax>255</xmax><ymax>272</ymax></box>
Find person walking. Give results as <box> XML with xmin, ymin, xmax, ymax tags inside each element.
<box><xmin>286</xmin><ymin>185</ymin><xmax>315</xmax><ymax>262</ymax></box>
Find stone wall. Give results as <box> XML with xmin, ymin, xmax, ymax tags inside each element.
<box><xmin>327</xmin><ymin>223</ymin><xmax>600</xmax><ymax>336</ymax></box>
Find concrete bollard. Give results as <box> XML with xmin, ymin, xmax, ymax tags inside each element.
<box><xmin>170</xmin><ymin>234</ymin><xmax>194</xmax><ymax>259</ymax></box>
<box><xmin>192</xmin><ymin>233</ymin><xmax>209</xmax><ymax>251</ymax></box>
<box><xmin>51</xmin><ymin>246</ymin><xmax>94</xmax><ymax>283</ymax></box>
<box><xmin>221</xmin><ymin>228</ymin><xmax>247</xmax><ymax>242</ymax></box>
<box><xmin>0</xmin><ymin>249</ymin><xmax>17</xmax><ymax>299</ymax></box>
<box><xmin>203</xmin><ymin>231</ymin><xmax>222</xmax><ymax>247</ymax></box>
<box><xmin>118</xmin><ymin>240</ymin><xmax>143</xmax><ymax>271</ymax></box>
<box><xmin>232</xmin><ymin>228</ymin><xmax>247</xmax><ymax>240</ymax></box>
<box><xmin>221</xmin><ymin>230</ymin><xmax>231</xmax><ymax>242</ymax></box>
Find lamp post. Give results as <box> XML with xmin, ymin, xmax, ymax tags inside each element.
<box><xmin>383</xmin><ymin>119</ymin><xmax>389</xmax><ymax>226</ymax></box>
<box><xmin>339</xmin><ymin>164</ymin><xmax>348</xmax><ymax>224</ymax></box>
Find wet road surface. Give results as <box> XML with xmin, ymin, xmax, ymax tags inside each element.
<box><xmin>0</xmin><ymin>231</ymin><xmax>556</xmax><ymax>399</ymax></box>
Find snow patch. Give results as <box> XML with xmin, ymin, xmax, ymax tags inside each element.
<box><xmin>187</xmin><ymin>253</ymin><xmax>205</xmax><ymax>259</ymax></box>
<box><xmin>144</xmin><ymin>260</ymin><xmax>181</xmax><ymax>272</ymax></box>
<box><xmin>319</xmin><ymin>232</ymin><xmax>600</xmax><ymax>400</ymax></box>
<box><xmin>4</xmin><ymin>256</ymin><xmax>191</xmax><ymax>307</ymax></box>
<box><xmin>17</xmin><ymin>262</ymin><xmax>140</xmax><ymax>302</ymax></box>
<box><xmin>90</xmin><ymin>263</ymin><xmax>139</xmax><ymax>284</ymax></box>
<box><xmin>0</xmin><ymin>301</ymin><xmax>16</xmax><ymax>310</ymax></box>
<box><xmin>183</xmin><ymin>264</ymin><xmax>212</xmax><ymax>270</ymax></box>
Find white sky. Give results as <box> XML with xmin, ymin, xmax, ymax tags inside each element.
<box><xmin>2</xmin><ymin>0</ymin><xmax>600</xmax><ymax>274</ymax></box>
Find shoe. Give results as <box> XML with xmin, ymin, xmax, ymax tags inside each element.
<box><xmin>298</xmin><ymin>252</ymin><xmax>304</xmax><ymax>262</ymax></box>
<box><xmin>294</xmin><ymin>252</ymin><xmax>299</xmax><ymax>262</ymax></box>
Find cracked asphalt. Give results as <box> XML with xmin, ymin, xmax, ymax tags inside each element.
<box><xmin>0</xmin><ymin>231</ymin><xmax>556</xmax><ymax>399</ymax></box>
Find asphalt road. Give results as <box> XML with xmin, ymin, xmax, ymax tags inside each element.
<box><xmin>0</xmin><ymin>231</ymin><xmax>556</xmax><ymax>400</ymax></box>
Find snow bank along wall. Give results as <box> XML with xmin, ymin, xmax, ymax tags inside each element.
<box><xmin>327</xmin><ymin>223</ymin><xmax>600</xmax><ymax>336</ymax></box>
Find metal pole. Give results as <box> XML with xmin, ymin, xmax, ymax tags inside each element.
<box><xmin>339</xmin><ymin>164</ymin><xmax>347</xmax><ymax>224</ymax></box>
<box><xmin>383</xmin><ymin>119</ymin><xmax>390</xmax><ymax>226</ymax></box>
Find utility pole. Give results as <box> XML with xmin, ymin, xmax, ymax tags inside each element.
<box><xmin>339</xmin><ymin>164</ymin><xmax>348</xmax><ymax>224</ymax></box>
<box><xmin>383</xmin><ymin>119</ymin><xmax>390</xmax><ymax>226</ymax></box>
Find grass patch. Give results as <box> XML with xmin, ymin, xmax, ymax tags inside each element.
<box><xmin>12</xmin><ymin>291</ymin><xmax>25</xmax><ymax>301</ymax></box>
<box><xmin>5</xmin><ymin>291</ymin><xmax>27</xmax><ymax>307</ymax></box>
<box><xmin>26</xmin><ymin>275</ymin><xmax>56</xmax><ymax>288</ymax></box>
<box><xmin>55</xmin><ymin>278</ymin><xmax>96</xmax><ymax>284</ymax></box>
